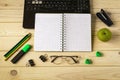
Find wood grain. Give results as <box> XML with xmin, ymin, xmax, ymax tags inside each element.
<box><xmin>0</xmin><ymin>67</ymin><xmax>120</xmax><ymax>80</ymax></box>
<box><xmin>0</xmin><ymin>0</ymin><xmax>120</xmax><ymax>80</ymax></box>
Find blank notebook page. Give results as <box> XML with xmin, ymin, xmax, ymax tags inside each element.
<box><xmin>34</xmin><ymin>13</ymin><xmax>91</xmax><ymax>51</ymax></box>
<box><xmin>34</xmin><ymin>14</ymin><xmax>62</xmax><ymax>51</ymax></box>
<box><xmin>65</xmin><ymin>14</ymin><xmax>91</xmax><ymax>51</ymax></box>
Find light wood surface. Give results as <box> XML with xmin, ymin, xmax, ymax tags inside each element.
<box><xmin>0</xmin><ymin>0</ymin><xmax>120</xmax><ymax>80</ymax></box>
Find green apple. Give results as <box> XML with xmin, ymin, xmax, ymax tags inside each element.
<box><xmin>97</xmin><ymin>28</ymin><xmax>112</xmax><ymax>42</ymax></box>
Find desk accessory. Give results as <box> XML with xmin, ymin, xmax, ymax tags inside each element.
<box><xmin>34</xmin><ymin>13</ymin><xmax>91</xmax><ymax>51</ymax></box>
<box><xmin>50</xmin><ymin>55</ymin><xmax>80</xmax><ymax>64</ymax></box>
<box><xmin>4</xmin><ymin>33</ymin><xmax>32</xmax><ymax>61</ymax></box>
<box><xmin>11</xmin><ymin>44</ymin><xmax>32</xmax><ymax>64</ymax></box>
<box><xmin>23</xmin><ymin>0</ymin><xmax>90</xmax><ymax>28</ymax></box>
<box><xmin>96</xmin><ymin>9</ymin><xmax>113</xmax><ymax>27</ymax></box>
<box><xmin>85</xmin><ymin>59</ymin><xmax>92</xmax><ymax>64</ymax></box>
<box><xmin>28</xmin><ymin>59</ymin><xmax>35</xmax><ymax>66</ymax></box>
<box><xmin>39</xmin><ymin>54</ymin><xmax>48</xmax><ymax>62</ymax></box>
<box><xmin>96</xmin><ymin>51</ymin><xmax>103</xmax><ymax>57</ymax></box>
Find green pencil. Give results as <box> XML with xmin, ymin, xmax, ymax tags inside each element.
<box><xmin>4</xmin><ymin>33</ymin><xmax>32</xmax><ymax>61</ymax></box>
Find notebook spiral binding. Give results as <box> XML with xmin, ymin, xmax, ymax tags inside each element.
<box><xmin>60</xmin><ymin>14</ymin><xmax>63</xmax><ymax>51</ymax></box>
<box><xmin>60</xmin><ymin>14</ymin><xmax>66</xmax><ymax>52</ymax></box>
<box><xmin>63</xmin><ymin>14</ymin><xmax>66</xmax><ymax>51</ymax></box>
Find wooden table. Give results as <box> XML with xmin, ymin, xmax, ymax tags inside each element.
<box><xmin>0</xmin><ymin>0</ymin><xmax>120</xmax><ymax>80</ymax></box>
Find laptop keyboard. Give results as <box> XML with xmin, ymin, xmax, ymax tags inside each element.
<box><xmin>23</xmin><ymin>0</ymin><xmax>90</xmax><ymax>28</ymax></box>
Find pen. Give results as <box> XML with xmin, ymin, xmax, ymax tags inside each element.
<box><xmin>11</xmin><ymin>44</ymin><xmax>32</xmax><ymax>64</ymax></box>
<box><xmin>4</xmin><ymin>33</ymin><xmax>31</xmax><ymax>61</ymax></box>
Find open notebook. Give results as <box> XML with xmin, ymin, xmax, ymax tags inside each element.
<box><xmin>34</xmin><ymin>13</ymin><xmax>91</xmax><ymax>51</ymax></box>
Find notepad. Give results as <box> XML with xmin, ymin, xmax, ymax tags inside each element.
<box><xmin>34</xmin><ymin>13</ymin><xmax>91</xmax><ymax>51</ymax></box>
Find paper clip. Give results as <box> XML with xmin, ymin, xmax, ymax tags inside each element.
<box><xmin>96</xmin><ymin>9</ymin><xmax>113</xmax><ymax>27</ymax></box>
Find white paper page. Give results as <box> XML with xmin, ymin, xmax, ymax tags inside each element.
<box><xmin>64</xmin><ymin>14</ymin><xmax>91</xmax><ymax>51</ymax></box>
<box><xmin>34</xmin><ymin>13</ymin><xmax>62</xmax><ymax>51</ymax></box>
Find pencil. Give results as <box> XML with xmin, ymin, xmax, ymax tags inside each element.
<box><xmin>4</xmin><ymin>33</ymin><xmax>32</xmax><ymax>61</ymax></box>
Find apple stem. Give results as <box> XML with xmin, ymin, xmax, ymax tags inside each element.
<box><xmin>103</xmin><ymin>32</ymin><xmax>106</xmax><ymax>35</ymax></box>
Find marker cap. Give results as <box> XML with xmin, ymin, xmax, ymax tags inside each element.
<box><xmin>22</xmin><ymin>44</ymin><xmax>31</xmax><ymax>53</ymax></box>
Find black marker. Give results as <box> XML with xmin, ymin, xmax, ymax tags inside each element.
<box><xmin>11</xmin><ymin>44</ymin><xmax>32</xmax><ymax>64</ymax></box>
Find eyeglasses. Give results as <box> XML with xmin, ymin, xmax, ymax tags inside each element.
<box><xmin>50</xmin><ymin>55</ymin><xmax>80</xmax><ymax>64</ymax></box>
